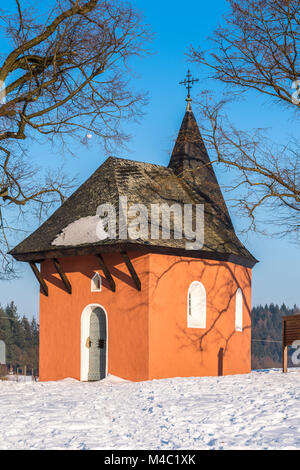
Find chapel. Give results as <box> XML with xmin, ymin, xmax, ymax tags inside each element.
<box><xmin>10</xmin><ymin>88</ymin><xmax>257</xmax><ymax>382</ymax></box>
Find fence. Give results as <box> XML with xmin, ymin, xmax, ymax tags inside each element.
<box><xmin>6</xmin><ymin>365</ymin><xmax>38</xmax><ymax>381</ymax></box>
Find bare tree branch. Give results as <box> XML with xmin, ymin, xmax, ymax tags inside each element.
<box><xmin>189</xmin><ymin>0</ymin><xmax>300</xmax><ymax>241</ymax></box>
<box><xmin>0</xmin><ymin>0</ymin><xmax>151</xmax><ymax>277</ymax></box>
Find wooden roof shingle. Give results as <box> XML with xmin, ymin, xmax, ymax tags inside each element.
<box><xmin>10</xmin><ymin>105</ymin><xmax>257</xmax><ymax>268</ymax></box>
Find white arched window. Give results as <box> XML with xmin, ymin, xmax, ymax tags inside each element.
<box><xmin>235</xmin><ymin>288</ymin><xmax>243</xmax><ymax>332</ymax></box>
<box><xmin>187</xmin><ymin>281</ymin><xmax>206</xmax><ymax>328</ymax></box>
<box><xmin>91</xmin><ymin>273</ymin><xmax>102</xmax><ymax>292</ymax></box>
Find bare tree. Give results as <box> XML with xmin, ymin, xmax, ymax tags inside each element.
<box><xmin>189</xmin><ymin>0</ymin><xmax>300</xmax><ymax>240</ymax></box>
<box><xmin>0</xmin><ymin>0</ymin><xmax>150</xmax><ymax>277</ymax></box>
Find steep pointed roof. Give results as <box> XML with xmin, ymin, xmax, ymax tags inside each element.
<box><xmin>169</xmin><ymin>103</ymin><xmax>231</xmax><ymax>217</ymax></box>
<box><xmin>10</xmin><ymin>104</ymin><xmax>257</xmax><ymax>268</ymax></box>
<box><xmin>168</xmin><ymin>103</ymin><xmax>241</xmax><ymax>251</ymax></box>
<box><xmin>169</xmin><ymin>102</ymin><xmax>211</xmax><ymax>172</ymax></box>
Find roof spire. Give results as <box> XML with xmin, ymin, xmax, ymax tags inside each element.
<box><xmin>168</xmin><ymin>90</ymin><xmax>241</xmax><ymax>245</ymax></box>
<box><xmin>179</xmin><ymin>70</ymin><xmax>199</xmax><ymax>110</ymax></box>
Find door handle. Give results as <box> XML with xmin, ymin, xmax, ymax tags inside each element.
<box><xmin>86</xmin><ymin>337</ymin><xmax>104</xmax><ymax>348</ymax></box>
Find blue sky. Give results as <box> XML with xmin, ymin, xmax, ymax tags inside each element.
<box><xmin>0</xmin><ymin>0</ymin><xmax>299</xmax><ymax>320</ymax></box>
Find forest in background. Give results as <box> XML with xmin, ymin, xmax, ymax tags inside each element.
<box><xmin>252</xmin><ymin>303</ymin><xmax>300</xmax><ymax>369</ymax></box>
<box><xmin>0</xmin><ymin>302</ymin><xmax>38</xmax><ymax>374</ymax></box>
<box><xmin>0</xmin><ymin>301</ymin><xmax>299</xmax><ymax>375</ymax></box>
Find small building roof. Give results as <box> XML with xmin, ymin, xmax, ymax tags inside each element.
<box><xmin>10</xmin><ymin>105</ymin><xmax>257</xmax><ymax>268</ymax></box>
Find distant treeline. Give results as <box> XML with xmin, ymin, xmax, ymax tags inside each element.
<box><xmin>0</xmin><ymin>302</ymin><xmax>38</xmax><ymax>373</ymax></box>
<box><xmin>252</xmin><ymin>303</ymin><xmax>300</xmax><ymax>370</ymax></box>
<box><xmin>0</xmin><ymin>301</ymin><xmax>298</xmax><ymax>374</ymax></box>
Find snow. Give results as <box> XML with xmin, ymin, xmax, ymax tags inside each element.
<box><xmin>52</xmin><ymin>215</ymin><xmax>102</xmax><ymax>246</ymax></box>
<box><xmin>0</xmin><ymin>369</ymin><xmax>300</xmax><ymax>450</ymax></box>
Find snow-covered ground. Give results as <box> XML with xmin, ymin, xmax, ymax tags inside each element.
<box><xmin>0</xmin><ymin>369</ymin><xmax>300</xmax><ymax>450</ymax></box>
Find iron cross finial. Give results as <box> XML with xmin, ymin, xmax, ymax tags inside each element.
<box><xmin>179</xmin><ymin>70</ymin><xmax>199</xmax><ymax>102</ymax></box>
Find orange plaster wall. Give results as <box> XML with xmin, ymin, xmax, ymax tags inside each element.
<box><xmin>39</xmin><ymin>250</ymin><xmax>252</xmax><ymax>383</ymax></box>
<box><xmin>148</xmin><ymin>254</ymin><xmax>252</xmax><ymax>380</ymax></box>
<box><xmin>39</xmin><ymin>252</ymin><xmax>150</xmax><ymax>382</ymax></box>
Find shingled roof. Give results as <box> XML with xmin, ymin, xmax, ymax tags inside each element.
<box><xmin>10</xmin><ymin>104</ymin><xmax>257</xmax><ymax>268</ymax></box>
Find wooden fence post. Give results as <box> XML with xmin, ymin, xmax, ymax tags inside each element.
<box><xmin>282</xmin><ymin>317</ymin><xmax>287</xmax><ymax>373</ymax></box>
<box><xmin>283</xmin><ymin>345</ymin><xmax>288</xmax><ymax>373</ymax></box>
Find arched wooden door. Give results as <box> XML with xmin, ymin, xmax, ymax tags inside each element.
<box><xmin>88</xmin><ymin>307</ymin><xmax>107</xmax><ymax>381</ymax></box>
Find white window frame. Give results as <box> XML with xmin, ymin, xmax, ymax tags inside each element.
<box><xmin>235</xmin><ymin>288</ymin><xmax>243</xmax><ymax>332</ymax></box>
<box><xmin>187</xmin><ymin>281</ymin><xmax>206</xmax><ymax>329</ymax></box>
<box><xmin>91</xmin><ymin>272</ymin><xmax>102</xmax><ymax>292</ymax></box>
